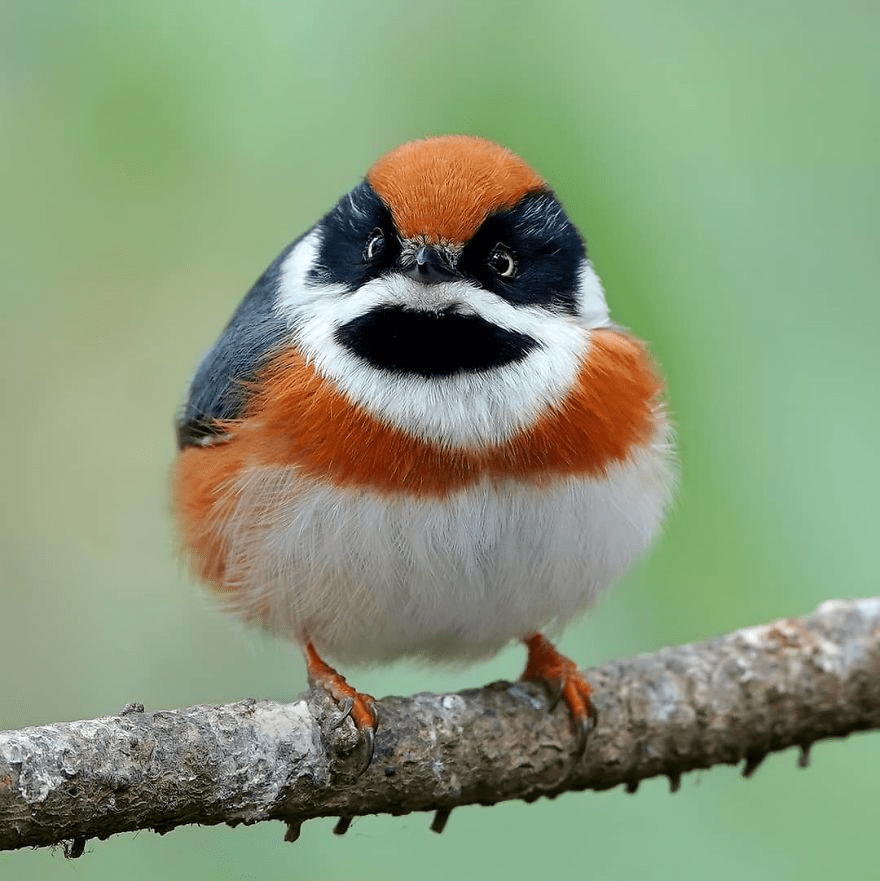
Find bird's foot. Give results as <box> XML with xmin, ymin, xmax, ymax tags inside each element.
<box><xmin>521</xmin><ymin>633</ymin><xmax>597</xmax><ymax>754</ymax></box>
<box><xmin>305</xmin><ymin>642</ymin><xmax>377</xmax><ymax>773</ymax></box>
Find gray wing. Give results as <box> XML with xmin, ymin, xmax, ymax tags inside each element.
<box><xmin>175</xmin><ymin>240</ymin><xmax>298</xmax><ymax>449</ymax></box>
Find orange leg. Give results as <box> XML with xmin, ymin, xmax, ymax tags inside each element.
<box><xmin>521</xmin><ymin>633</ymin><xmax>597</xmax><ymax>753</ymax></box>
<box><xmin>304</xmin><ymin>642</ymin><xmax>377</xmax><ymax>772</ymax></box>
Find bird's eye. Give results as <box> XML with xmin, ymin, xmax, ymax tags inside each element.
<box><xmin>364</xmin><ymin>228</ymin><xmax>386</xmax><ymax>262</ymax></box>
<box><xmin>487</xmin><ymin>244</ymin><xmax>517</xmax><ymax>279</ymax></box>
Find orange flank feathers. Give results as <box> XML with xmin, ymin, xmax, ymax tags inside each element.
<box><xmin>173</xmin><ymin>442</ymin><xmax>244</xmax><ymax>586</ymax></box>
<box><xmin>173</xmin><ymin>329</ymin><xmax>662</xmax><ymax>581</ymax></box>
<box><xmin>367</xmin><ymin>136</ymin><xmax>546</xmax><ymax>243</ymax></box>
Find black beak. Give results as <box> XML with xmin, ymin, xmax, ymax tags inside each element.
<box><xmin>401</xmin><ymin>245</ymin><xmax>458</xmax><ymax>285</ymax></box>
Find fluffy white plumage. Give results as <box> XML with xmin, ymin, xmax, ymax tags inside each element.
<box><xmin>213</xmin><ymin>420</ymin><xmax>674</xmax><ymax>664</ymax></box>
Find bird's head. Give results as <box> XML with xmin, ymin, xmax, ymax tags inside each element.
<box><xmin>275</xmin><ymin>135</ymin><xmax>612</xmax><ymax>446</ymax></box>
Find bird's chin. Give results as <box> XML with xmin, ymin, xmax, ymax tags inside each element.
<box><xmin>334</xmin><ymin>304</ymin><xmax>539</xmax><ymax>378</ymax></box>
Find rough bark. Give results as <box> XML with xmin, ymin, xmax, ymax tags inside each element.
<box><xmin>2</xmin><ymin>597</ymin><xmax>879</xmax><ymax>853</ymax></box>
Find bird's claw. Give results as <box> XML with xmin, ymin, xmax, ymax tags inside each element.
<box><xmin>329</xmin><ymin>696</ymin><xmax>354</xmax><ymax>728</ymax></box>
<box><xmin>521</xmin><ymin>633</ymin><xmax>597</xmax><ymax>755</ymax></box>
<box><xmin>305</xmin><ymin>642</ymin><xmax>378</xmax><ymax>774</ymax></box>
<box><xmin>573</xmin><ymin>704</ymin><xmax>598</xmax><ymax>755</ymax></box>
<box><xmin>543</xmin><ymin>676</ymin><xmax>566</xmax><ymax>711</ymax></box>
<box><xmin>355</xmin><ymin>718</ymin><xmax>376</xmax><ymax>775</ymax></box>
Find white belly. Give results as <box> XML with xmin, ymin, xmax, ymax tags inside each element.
<box><xmin>218</xmin><ymin>432</ymin><xmax>675</xmax><ymax>665</ymax></box>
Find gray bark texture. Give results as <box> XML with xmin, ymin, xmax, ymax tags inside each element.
<box><xmin>2</xmin><ymin>597</ymin><xmax>879</xmax><ymax>853</ymax></box>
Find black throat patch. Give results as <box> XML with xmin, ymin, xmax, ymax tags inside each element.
<box><xmin>335</xmin><ymin>305</ymin><xmax>539</xmax><ymax>377</ymax></box>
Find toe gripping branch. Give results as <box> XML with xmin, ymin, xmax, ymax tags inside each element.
<box><xmin>521</xmin><ymin>633</ymin><xmax>598</xmax><ymax>753</ymax></box>
<box><xmin>304</xmin><ymin>642</ymin><xmax>377</xmax><ymax>773</ymax></box>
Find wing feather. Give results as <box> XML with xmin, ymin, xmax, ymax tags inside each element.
<box><xmin>175</xmin><ymin>240</ymin><xmax>299</xmax><ymax>449</ymax></box>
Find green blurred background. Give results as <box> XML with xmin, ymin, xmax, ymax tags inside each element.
<box><xmin>2</xmin><ymin>1</ymin><xmax>878</xmax><ymax>878</ymax></box>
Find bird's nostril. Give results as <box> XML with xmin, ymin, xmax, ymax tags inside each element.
<box><xmin>402</xmin><ymin>244</ymin><xmax>457</xmax><ymax>284</ymax></box>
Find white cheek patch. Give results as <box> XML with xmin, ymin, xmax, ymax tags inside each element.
<box><xmin>275</xmin><ymin>231</ymin><xmax>601</xmax><ymax>447</ymax></box>
<box><xmin>575</xmin><ymin>261</ymin><xmax>612</xmax><ymax>328</ymax></box>
<box><xmin>276</xmin><ymin>230</ymin><xmax>335</xmax><ymax>308</ymax></box>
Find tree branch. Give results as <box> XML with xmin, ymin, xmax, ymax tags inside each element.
<box><xmin>2</xmin><ymin>597</ymin><xmax>879</xmax><ymax>853</ymax></box>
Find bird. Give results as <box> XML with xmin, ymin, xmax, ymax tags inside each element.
<box><xmin>172</xmin><ymin>134</ymin><xmax>675</xmax><ymax>767</ymax></box>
